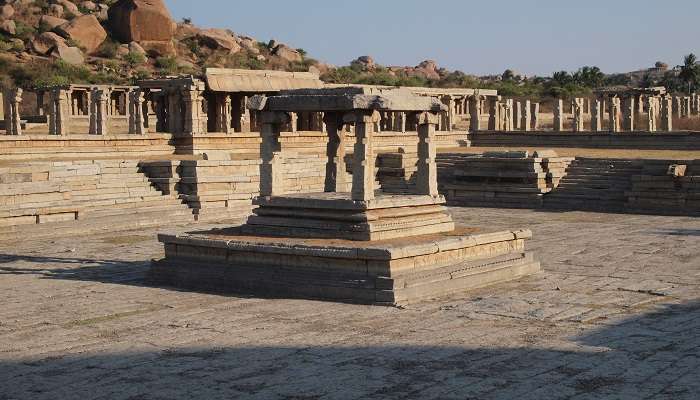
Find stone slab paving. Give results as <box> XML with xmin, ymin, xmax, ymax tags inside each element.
<box><xmin>0</xmin><ymin>208</ymin><xmax>699</xmax><ymax>400</ymax></box>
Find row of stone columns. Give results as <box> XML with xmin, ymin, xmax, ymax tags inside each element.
<box><xmin>551</xmin><ymin>95</ymin><xmax>675</xmax><ymax>133</ymax></box>
<box><xmin>259</xmin><ymin>110</ymin><xmax>440</xmax><ymax>202</ymax></box>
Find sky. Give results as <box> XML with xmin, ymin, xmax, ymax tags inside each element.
<box><xmin>167</xmin><ymin>0</ymin><xmax>700</xmax><ymax>77</ymax></box>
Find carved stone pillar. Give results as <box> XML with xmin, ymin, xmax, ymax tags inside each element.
<box><xmin>90</xmin><ymin>88</ymin><xmax>109</xmax><ymax>135</ymax></box>
<box><xmin>521</xmin><ymin>100</ymin><xmax>531</xmax><ymax>132</ymax></box>
<box><xmin>513</xmin><ymin>101</ymin><xmax>521</xmax><ymax>130</ymax></box>
<box><xmin>572</xmin><ymin>98</ymin><xmax>584</xmax><ymax>132</ymax></box>
<box><xmin>469</xmin><ymin>94</ymin><xmax>483</xmax><ymax>132</ymax></box>
<box><xmin>531</xmin><ymin>102</ymin><xmax>540</xmax><ymax>131</ymax></box>
<box><xmin>416</xmin><ymin>112</ymin><xmax>439</xmax><ymax>197</ymax></box>
<box><xmin>661</xmin><ymin>96</ymin><xmax>673</xmax><ymax>132</ymax></box>
<box><xmin>488</xmin><ymin>96</ymin><xmax>500</xmax><ymax>131</ymax></box>
<box><xmin>345</xmin><ymin>110</ymin><xmax>379</xmax><ymax>201</ymax></box>
<box><xmin>647</xmin><ymin>96</ymin><xmax>658</xmax><ymax>132</ymax></box>
<box><xmin>167</xmin><ymin>88</ymin><xmax>181</xmax><ymax>134</ymax></box>
<box><xmin>444</xmin><ymin>95</ymin><xmax>454</xmax><ymax>131</ymax></box>
<box><xmin>3</xmin><ymin>88</ymin><xmax>22</xmax><ymax>135</ymax></box>
<box><xmin>591</xmin><ymin>99</ymin><xmax>602</xmax><ymax>132</ymax></box>
<box><xmin>553</xmin><ymin>99</ymin><xmax>564</xmax><ymax>132</ymax></box>
<box><xmin>129</xmin><ymin>90</ymin><xmax>146</xmax><ymax>135</ymax></box>
<box><xmin>215</xmin><ymin>93</ymin><xmax>232</xmax><ymax>133</ymax></box>
<box><xmin>323</xmin><ymin>112</ymin><xmax>348</xmax><ymax>193</ymax></box>
<box><xmin>622</xmin><ymin>96</ymin><xmax>635</xmax><ymax>131</ymax></box>
<box><xmin>49</xmin><ymin>88</ymin><xmax>70</xmax><ymax>135</ymax></box>
<box><xmin>182</xmin><ymin>84</ymin><xmax>205</xmax><ymax>135</ymax></box>
<box><xmin>609</xmin><ymin>96</ymin><xmax>621</xmax><ymax>133</ymax></box>
<box><xmin>259</xmin><ymin>111</ymin><xmax>289</xmax><ymax>197</ymax></box>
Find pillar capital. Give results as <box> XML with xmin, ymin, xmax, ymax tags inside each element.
<box><xmin>343</xmin><ymin>110</ymin><xmax>381</xmax><ymax>125</ymax></box>
<box><xmin>417</xmin><ymin>111</ymin><xmax>439</xmax><ymax>125</ymax></box>
<box><xmin>261</xmin><ymin>111</ymin><xmax>291</xmax><ymax>125</ymax></box>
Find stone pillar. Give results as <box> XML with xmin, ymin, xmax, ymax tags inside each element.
<box><xmin>444</xmin><ymin>96</ymin><xmax>454</xmax><ymax>131</ymax></box>
<box><xmin>661</xmin><ymin>96</ymin><xmax>673</xmax><ymax>132</ymax></box>
<box><xmin>3</xmin><ymin>88</ymin><xmax>22</xmax><ymax>135</ymax></box>
<box><xmin>345</xmin><ymin>110</ymin><xmax>379</xmax><ymax>202</ymax></box>
<box><xmin>289</xmin><ymin>112</ymin><xmax>298</xmax><ymax>132</ymax></box>
<box><xmin>215</xmin><ymin>94</ymin><xmax>231</xmax><ymax>133</ymax></box>
<box><xmin>572</xmin><ymin>98</ymin><xmax>584</xmax><ymax>132</ymax></box>
<box><xmin>167</xmin><ymin>88</ymin><xmax>181</xmax><ymax>135</ymax></box>
<box><xmin>647</xmin><ymin>96</ymin><xmax>658</xmax><ymax>132</ymax></box>
<box><xmin>259</xmin><ymin>111</ymin><xmax>289</xmax><ymax>197</ymax></box>
<box><xmin>505</xmin><ymin>99</ymin><xmax>514</xmax><ymax>131</ymax></box>
<box><xmin>182</xmin><ymin>84</ymin><xmax>206</xmax><ymax>135</ymax></box>
<box><xmin>416</xmin><ymin>112</ymin><xmax>439</xmax><ymax>197</ymax></box>
<box><xmin>622</xmin><ymin>96</ymin><xmax>635</xmax><ymax>131</ymax></box>
<box><xmin>398</xmin><ymin>112</ymin><xmax>406</xmax><ymax>133</ymax></box>
<box><xmin>531</xmin><ymin>102</ymin><xmax>540</xmax><ymax>131</ymax></box>
<box><xmin>90</xmin><ymin>88</ymin><xmax>109</xmax><ymax>135</ymax></box>
<box><xmin>240</xmin><ymin>95</ymin><xmax>251</xmax><ymax>133</ymax></box>
<box><xmin>49</xmin><ymin>88</ymin><xmax>70</xmax><ymax>135</ymax></box>
<box><xmin>488</xmin><ymin>96</ymin><xmax>501</xmax><ymax>131</ymax></box>
<box><xmin>591</xmin><ymin>99</ymin><xmax>603</xmax><ymax>132</ymax></box>
<box><xmin>513</xmin><ymin>101</ymin><xmax>521</xmax><ymax>130</ymax></box>
<box><xmin>521</xmin><ymin>100</ymin><xmax>531</xmax><ymax>131</ymax></box>
<box><xmin>323</xmin><ymin>112</ymin><xmax>348</xmax><ymax>193</ymax></box>
<box><xmin>35</xmin><ymin>91</ymin><xmax>45</xmax><ymax>116</ymax></box>
<box><xmin>553</xmin><ymin>99</ymin><xmax>564</xmax><ymax>132</ymax></box>
<box><xmin>609</xmin><ymin>96</ymin><xmax>621</xmax><ymax>133</ymax></box>
<box><xmin>469</xmin><ymin>95</ymin><xmax>483</xmax><ymax>132</ymax></box>
<box><xmin>129</xmin><ymin>90</ymin><xmax>146</xmax><ymax>135</ymax></box>
<box><xmin>674</xmin><ymin>97</ymin><xmax>682</xmax><ymax>119</ymax></box>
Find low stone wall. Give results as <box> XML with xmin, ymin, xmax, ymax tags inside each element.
<box><xmin>0</xmin><ymin>160</ymin><xmax>193</xmax><ymax>240</ymax></box>
<box><xmin>627</xmin><ymin>160</ymin><xmax>700</xmax><ymax>214</ymax></box>
<box><xmin>438</xmin><ymin>152</ymin><xmax>574</xmax><ymax>208</ymax></box>
<box><xmin>469</xmin><ymin>131</ymin><xmax>700</xmax><ymax>150</ymax></box>
<box><xmin>0</xmin><ymin>134</ymin><xmax>176</xmax><ymax>161</ymax></box>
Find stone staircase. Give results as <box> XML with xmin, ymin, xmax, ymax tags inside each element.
<box><xmin>0</xmin><ymin>160</ymin><xmax>195</xmax><ymax>241</ymax></box>
<box><xmin>544</xmin><ymin>158</ymin><xmax>644</xmax><ymax>211</ymax></box>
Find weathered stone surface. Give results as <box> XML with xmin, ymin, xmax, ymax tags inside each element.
<box><xmin>128</xmin><ymin>40</ymin><xmax>146</xmax><ymax>55</ymax></box>
<box><xmin>55</xmin><ymin>14</ymin><xmax>107</xmax><ymax>54</ymax></box>
<box><xmin>197</xmin><ymin>29</ymin><xmax>241</xmax><ymax>53</ymax></box>
<box><xmin>0</xmin><ymin>4</ymin><xmax>14</xmax><ymax>20</ymax></box>
<box><xmin>0</xmin><ymin>19</ymin><xmax>15</xmax><ymax>35</ymax></box>
<box><xmin>31</xmin><ymin>31</ymin><xmax>66</xmax><ymax>55</ymax></box>
<box><xmin>273</xmin><ymin>44</ymin><xmax>302</xmax><ymax>63</ymax></box>
<box><xmin>237</xmin><ymin>36</ymin><xmax>259</xmax><ymax>54</ymax></box>
<box><xmin>56</xmin><ymin>0</ymin><xmax>81</xmax><ymax>16</ymax></box>
<box><xmin>47</xmin><ymin>4</ymin><xmax>64</xmax><ymax>18</ymax></box>
<box><xmin>50</xmin><ymin>45</ymin><xmax>84</xmax><ymax>65</ymax></box>
<box><xmin>107</xmin><ymin>0</ymin><xmax>175</xmax><ymax>43</ymax></box>
<box><xmin>39</xmin><ymin>15</ymin><xmax>68</xmax><ymax>31</ymax></box>
<box><xmin>1</xmin><ymin>208</ymin><xmax>698</xmax><ymax>399</ymax></box>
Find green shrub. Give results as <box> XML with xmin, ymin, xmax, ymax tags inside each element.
<box><xmin>124</xmin><ymin>51</ymin><xmax>146</xmax><ymax>66</ymax></box>
<box><xmin>96</xmin><ymin>39</ymin><xmax>120</xmax><ymax>59</ymax></box>
<box><xmin>155</xmin><ymin>56</ymin><xmax>179</xmax><ymax>74</ymax></box>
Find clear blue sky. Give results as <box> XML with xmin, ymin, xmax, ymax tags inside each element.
<box><xmin>167</xmin><ymin>0</ymin><xmax>700</xmax><ymax>77</ymax></box>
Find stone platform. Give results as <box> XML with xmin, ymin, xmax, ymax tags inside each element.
<box><xmin>242</xmin><ymin>192</ymin><xmax>455</xmax><ymax>241</ymax></box>
<box><xmin>152</xmin><ymin>227</ymin><xmax>539</xmax><ymax>306</ymax></box>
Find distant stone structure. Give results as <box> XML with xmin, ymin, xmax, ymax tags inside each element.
<box><xmin>152</xmin><ymin>87</ymin><xmax>541</xmax><ymax>305</ymax></box>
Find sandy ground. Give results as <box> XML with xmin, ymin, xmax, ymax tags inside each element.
<box><xmin>0</xmin><ymin>208</ymin><xmax>699</xmax><ymax>399</ymax></box>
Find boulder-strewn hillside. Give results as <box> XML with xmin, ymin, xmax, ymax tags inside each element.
<box><xmin>0</xmin><ymin>0</ymin><xmax>335</xmax><ymax>89</ymax></box>
<box><xmin>0</xmin><ymin>0</ymin><xmax>465</xmax><ymax>91</ymax></box>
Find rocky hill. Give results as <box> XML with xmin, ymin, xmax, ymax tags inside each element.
<box><xmin>0</xmin><ymin>0</ymin><xmax>459</xmax><ymax>90</ymax></box>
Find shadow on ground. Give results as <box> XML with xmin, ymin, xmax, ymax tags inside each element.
<box><xmin>0</xmin><ymin>253</ymin><xmax>151</xmax><ymax>285</ymax></box>
<box><xmin>0</xmin><ymin>300</ymin><xmax>698</xmax><ymax>400</ymax></box>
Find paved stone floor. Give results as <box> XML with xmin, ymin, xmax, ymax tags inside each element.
<box><xmin>0</xmin><ymin>208</ymin><xmax>699</xmax><ymax>400</ymax></box>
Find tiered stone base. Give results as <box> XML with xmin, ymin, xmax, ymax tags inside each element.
<box><xmin>152</xmin><ymin>228</ymin><xmax>540</xmax><ymax>306</ymax></box>
<box><xmin>241</xmin><ymin>193</ymin><xmax>455</xmax><ymax>241</ymax></box>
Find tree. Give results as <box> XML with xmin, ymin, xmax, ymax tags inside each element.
<box><xmin>573</xmin><ymin>66</ymin><xmax>605</xmax><ymax>88</ymax></box>
<box><xmin>679</xmin><ymin>53</ymin><xmax>699</xmax><ymax>93</ymax></box>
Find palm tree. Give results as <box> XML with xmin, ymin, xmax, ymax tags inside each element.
<box><xmin>679</xmin><ymin>53</ymin><xmax>699</xmax><ymax>93</ymax></box>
